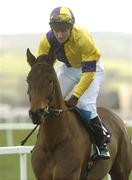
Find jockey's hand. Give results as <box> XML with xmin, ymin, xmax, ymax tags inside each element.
<box><xmin>65</xmin><ymin>95</ymin><xmax>78</xmax><ymax>108</ymax></box>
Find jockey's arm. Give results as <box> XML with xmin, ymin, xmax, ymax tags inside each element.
<box><xmin>72</xmin><ymin>30</ymin><xmax>101</xmax><ymax>98</ymax></box>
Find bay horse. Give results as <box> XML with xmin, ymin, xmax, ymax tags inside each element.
<box><xmin>26</xmin><ymin>48</ymin><xmax>132</xmax><ymax>180</ymax></box>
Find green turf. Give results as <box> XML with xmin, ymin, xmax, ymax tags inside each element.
<box><xmin>0</xmin><ymin>130</ymin><xmax>36</xmax><ymax>180</ymax></box>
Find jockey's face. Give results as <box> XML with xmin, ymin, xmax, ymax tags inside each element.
<box><xmin>53</xmin><ymin>28</ymin><xmax>71</xmax><ymax>43</ymax></box>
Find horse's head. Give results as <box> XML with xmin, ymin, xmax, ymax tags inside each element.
<box><xmin>26</xmin><ymin>48</ymin><xmax>57</xmax><ymax>124</ymax></box>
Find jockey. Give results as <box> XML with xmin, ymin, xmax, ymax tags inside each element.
<box><xmin>38</xmin><ymin>6</ymin><xmax>111</xmax><ymax>159</ymax></box>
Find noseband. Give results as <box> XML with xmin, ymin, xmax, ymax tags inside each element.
<box><xmin>29</xmin><ymin>107</ymin><xmax>65</xmax><ymax>124</ymax></box>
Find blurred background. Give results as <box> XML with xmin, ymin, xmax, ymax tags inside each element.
<box><xmin>0</xmin><ymin>0</ymin><xmax>132</xmax><ymax>179</ymax></box>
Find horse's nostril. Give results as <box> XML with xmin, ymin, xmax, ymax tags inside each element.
<box><xmin>28</xmin><ymin>110</ymin><xmax>41</xmax><ymax>125</ymax></box>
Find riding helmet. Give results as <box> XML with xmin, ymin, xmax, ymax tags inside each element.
<box><xmin>49</xmin><ymin>7</ymin><xmax>75</xmax><ymax>30</ymax></box>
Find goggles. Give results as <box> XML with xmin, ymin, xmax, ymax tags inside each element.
<box><xmin>50</xmin><ymin>22</ymin><xmax>72</xmax><ymax>31</ymax></box>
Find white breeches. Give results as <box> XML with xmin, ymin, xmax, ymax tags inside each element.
<box><xmin>56</xmin><ymin>59</ymin><xmax>104</xmax><ymax>119</ymax></box>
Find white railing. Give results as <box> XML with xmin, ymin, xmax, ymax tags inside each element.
<box><xmin>0</xmin><ymin>146</ymin><xmax>33</xmax><ymax>180</ymax></box>
<box><xmin>0</xmin><ymin>122</ymin><xmax>34</xmax><ymax>130</ymax></box>
<box><xmin>0</xmin><ymin>105</ymin><xmax>29</xmax><ymax>123</ymax></box>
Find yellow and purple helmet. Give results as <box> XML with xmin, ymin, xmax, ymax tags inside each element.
<box><xmin>49</xmin><ymin>7</ymin><xmax>75</xmax><ymax>31</ymax></box>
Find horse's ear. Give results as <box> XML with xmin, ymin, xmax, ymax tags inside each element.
<box><xmin>26</xmin><ymin>48</ymin><xmax>36</xmax><ymax>67</ymax></box>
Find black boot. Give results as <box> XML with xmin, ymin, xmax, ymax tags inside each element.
<box><xmin>88</xmin><ymin>116</ymin><xmax>111</xmax><ymax>159</ymax></box>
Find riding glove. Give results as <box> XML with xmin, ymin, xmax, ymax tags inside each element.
<box><xmin>65</xmin><ymin>95</ymin><xmax>79</xmax><ymax>108</ymax></box>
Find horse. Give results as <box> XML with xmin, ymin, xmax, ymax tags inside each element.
<box><xmin>26</xmin><ymin>48</ymin><xmax>132</xmax><ymax>180</ymax></box>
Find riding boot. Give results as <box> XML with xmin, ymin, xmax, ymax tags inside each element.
<box><xmin>88</xmin><ymin>116</ymin><xmax>111</xmax><ymax>159</ymax></box>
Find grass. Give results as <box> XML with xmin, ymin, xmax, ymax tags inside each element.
<box><xmin>0</xmin><ymin>154</ymin><xmax>36</xmax><ymax>180</ymax></box>
<box><xmin>0</xmin><ymin>130</ymin><xmax>36</xmax><ymax>180</ymax></box>
<box><xmin>0</xmin><ymin>128</ymin><xmax>132</xmax><ymax>180</ymax></box>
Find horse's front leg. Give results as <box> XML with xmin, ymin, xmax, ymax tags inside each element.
<box><xmin>31</xmin><ymin>147</ymin><xmax>53</xmax><ymax>180</ymax></box>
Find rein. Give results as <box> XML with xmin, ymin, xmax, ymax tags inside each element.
<box><xmin>21</xmin><ymin>124</ymin><xmax>39</xmax><ymax>145</ymax></box>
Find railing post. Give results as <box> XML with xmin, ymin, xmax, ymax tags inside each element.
<box><xmin>20</xmin><ymin>153</ymin><xmax>27</xmax><ymax>180</ymax></box>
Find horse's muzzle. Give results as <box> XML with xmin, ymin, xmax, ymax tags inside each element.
<box><xmin>29</xmin><ymin>109</ymin><xmax>44</xmax><ymax>124</ymax></box>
